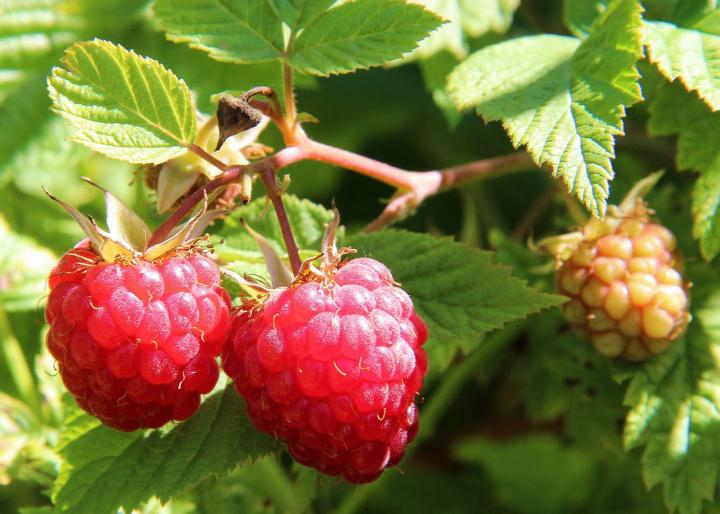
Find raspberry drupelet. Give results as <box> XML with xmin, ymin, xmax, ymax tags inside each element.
<box><xmin>556</xmin><ymin>202</ymin><xmax>690</xmax><ymax>361</ymax></box>
<box><xmin>223</xmin><ymin>257</ymin><xmax>428</xmax><ymax>483</ymax></box>
<box><xmin>46</xmin><ymin>244</ymin><xmax>231</xmax><ymax>431</ymax></box>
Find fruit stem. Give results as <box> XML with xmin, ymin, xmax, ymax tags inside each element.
<box><xmin>261</xmin><ymin>167</ymin><xmax>303</xmax><ymax>275</ymax></box>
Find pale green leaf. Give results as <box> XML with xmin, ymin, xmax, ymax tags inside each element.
<box><xmin>454</xmin><ymin>435</ymin><xmax>596</xmax><ymax>514</ymax></box>
<box><xmin>0</xmin><ymin>216</ymin><xmax>56</xmax><ymax>312</ymax></box>
<box><xmin>348</xmin><ymin>230</ymin><xmax>564</xmax><ymax>373</ymax></box>
<box><xmin>153</xmin><ymin>0</ymin><xmax>285</xmax><ymax>64</ymax></box>
<box><xmin>458</xmin><ymin>0</ymin><xmax>519</xmax><ymax>37</ymax></box>
<box><xmin>563</xmin><ymin>0</ymin><xmax>608</xmax><ymax>38</ymax></box>
<box><xmin>289</xmin><ymin>0</ymin><xmax>444</xmax><ymax>76</ymax></box>
<box><xmin>48</xmin><ymin>39</ymin><xmax>197</xmax><ymax>164</ymax></box>
<box><xmin>268</xmin><ymin>0</ymin><xmax>336</xmax><ymax>31</ymax></box>
<box><xmin>52</xmin><ymin>384</ymin><xmax>282</xmax><ymax>514</ymax></box>
<box><xmin>622</xmin><ymin>265</ymin><xmax>720</xmax><ymax>514</ymax></box>
<box><xmin>649</xmin><ymin>82</ymin><xmax>720</xmax><ymax>260</ymax></box>
<box><xmin>448</xmin><ymin>0</ymin><xmax>643</xmax><ymax>217</ymax></box>
<box><xmin>644</xmin><ymin>19</ymin><xmax>720</xmax><ymax>111</ymax></box>
<box><xmin>401</xmin><ymin>0</ymin><xmax>519</xmax><ymax>64</ymax></box>
<box><xmin>403</xmin><ymin>0</ymin><xmax>466</xmax><ymax>61</ymax></box>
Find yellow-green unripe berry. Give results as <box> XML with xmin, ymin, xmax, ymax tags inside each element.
<box><xmin>556</xmin><ymin>204</ymin><xmax>690</xmax><ymax>361</ymax></box>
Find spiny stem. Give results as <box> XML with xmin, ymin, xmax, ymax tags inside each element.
<box><xmin>261</xmin><ymin>168</ymin><xmax>302</xmax><ymax>274</ymax></box>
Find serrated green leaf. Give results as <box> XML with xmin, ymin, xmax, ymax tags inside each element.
<box><xmin>52</xmin><ymin>384</ymin><xmax>282</xmax><ymax>514</ymax></box>
<box><xmin>48</xmin><ymin>39</ymin><xmax>196</xmax><ymax>165</ymax></box>
<box><xmin>649</xmin><ymin>82</ymin><xmax>720</xmax><ymax>260</ymax></box>
<box><xmin>0</xmin><ymin>216</ymin><xmax>56</xmax><ymax>312</ymax></box>
<box><xmin>348</xmin><ymin>230</ymin><xmax>564</xmax><ymax>373</ymax></box>
<box><xmin>153</xmin><ymin>0</ymin><xmax>285</xmax><ymax>64</ymax></box>
<box><xmin>268</xmin><ymin>0</ymin><xmax>336</xmax><ymax>31</ymax></box>
<box><xmin>563</xmin><ymin>0</ymin><xmax>609</xmax><ymax>38</ymax></box>
<box><xmin>644</xmin><ymin>19</ymin><xmax>720</xmax><ymax>112</ymax></box>
<box><xmin>454</xmin><ymin>435</ymin><xmax>596</xmax><ymax>514</ymax></box>
<box><xmin>448</xmin><ymin>0</ymin><xmax>644</xmax><ymax>217</ymax></box>
<box><xmin>621</xmin><ymin>265</ymin><xmax>720</xmax><ymax>514</ymax></box>
<box><xmin>288</xmin><ymin>0</ymin><xmax>444</xmax><ymax>76</ymax></box>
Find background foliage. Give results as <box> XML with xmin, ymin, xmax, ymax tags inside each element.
<box><xmin>2</xmin><ymin>0</ymin><xmax>720</xmax><ymax>513</ymax></box>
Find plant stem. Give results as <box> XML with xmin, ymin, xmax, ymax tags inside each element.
<box><xmin>0</xmin><ymin>306</ymin><xmax>42</xmax><ymax>418</ymax></box>
<box><xmin>261</xmin><ymin>168</ymin><xmax>303</xmax><ymax>274</ymax></box>
<box><xmin>302</xmin><ymin>140</ymin><xmax>434</xmax><ymax>191</ymax></box>
<box><xmin>187</xmin><ymin>143</ymin><xmax>230</xmax><ymax>172</ymax></box>
<box><xmin>283</xmin><ymin>62</ymin><xmax>297</xmax><ymax>131</ymax></box>
<box><xmin>162</xmin><ymin>137</ymin><xmax>533</xmax><ymax>247</ymax></box>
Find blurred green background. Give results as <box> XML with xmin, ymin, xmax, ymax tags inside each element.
<box><xmin>0</xmin><ymin>0</ymin><xmax>703</xmax><ymax>513</ymax></box>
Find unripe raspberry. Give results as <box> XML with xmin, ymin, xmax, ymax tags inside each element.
<box><xmin>222</xmin><ymin>257</ymin><xmax>428</xmax><ymax>483</ymax></box>
<box><xmin>46</xmin><ymin>243</ymin><xmax>231</xmax><ymax>430</ymax></box>
<box><xmin>556</xmin><ymin>204</ymin><xmax>690</xmax><ymax>361</ymax></box>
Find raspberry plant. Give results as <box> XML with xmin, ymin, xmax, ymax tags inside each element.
<box><xmin>2</xmin><ymin>0</ymin><xmax>720</xmax><ymax>513</ymax></box>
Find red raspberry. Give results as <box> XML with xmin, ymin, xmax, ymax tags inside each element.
<box><xmin>556</xmin><ymin>203</ymin><xmax>690</xmax><ymax>361</ymax></box>
<box><xmin>222</xmin><ymin>257</ymin><xmax>428</xmax><ymax>483</ymax></box>
<box><xmin>45</xmin><ymin>243</ymin><xmax>231</xmax><ymax>431</ymax></box>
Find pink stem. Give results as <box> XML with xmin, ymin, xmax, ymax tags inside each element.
<box><xmin>152</xmin><ymin>138</ymin><xmax>533</xmax><ymax>246</ymax></box>
<box><xmin>261</xmin><ymin>168</ymin><xmax>302</xmax><ymax>274</ymax></box>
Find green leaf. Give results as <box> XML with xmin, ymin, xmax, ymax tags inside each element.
<box><xmin>563</xmin><ymin>0</ymin><xmax>608</xmax><ymax>38</ymax></box>
<box><xmin>458</xmin><ymin>0</ymin><xmax>519</xmax><ymax>37</ymax></box>
<box><xmin>0</xmin><ymin>0</ymin><xmax>149</xmax><ymax>101</ymax></box>
<box><xmin>152</xmin><ymin>0</ymin><xmax>285</xmax><ymax>64</ymax></box>
<box><xmin>0</xmin><ymin>217</ymin><xmax>56</xmax><ymax>312</ymax></box>
<box><xmin>454</xmin><ymin>435</ymin><xmax>596</xmax><ymax>514</ymax></box>
<box><xmin>48</xmin><ymin>39</ymin><xmax>197</xmax><ymax>165</ymax></box>
<box><xmin>400</xmin><ymin>0</ymin><xmax>519</xmax><ymax>64</ymax></box>
<box><xmin>288</xmin><ymin>0</ymin><xmax>444</xmax><ymax>76</ymax></box>
<box><xmin>52</xmin><ymin>384</ymin><xmax>282</xmax><ymax>514</ymax></box>
<box><xmin>648</xmin><ymin>82</ymin><xmax>720</xmax><ymax>260</ymax></box>
<box><xmin>621</xmin><ymin>265</ymin><xmax>720</xmax><ymax>514</ymax></box>
<box><xmin>347</xmin><ymin>230</ymin><xmax>564</xmax><ymax>373</ymax></box>
<box><xmin>644</xmin><ymin>19</ymin><xmax>720</xmax><ymax>112</ymax></box>
<box><xmin>268</xmin><ymin>0</ymin><xmax>336</xmax><ymax>31</ymax></box>
<box><xmin>448</xmin><ymin>0</ymin><xmax>644</xmax><ymax>217</ymax></box>
<box><xmin>214</xmin><ymin>194</ymin><xmax>335</xmax><ymax>263</ymax></box>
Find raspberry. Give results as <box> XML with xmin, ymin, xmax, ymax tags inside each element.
<box><xmin>222</xmin><ymin>257</ymin><xmax>428</xmax><ymax>483</ymax></box>
<box><xmin>556</xmin><ymin>203</ymin><xmax>690</xmax><ymax>361</ymax></box>
<box><xmin>46</xmin><ymin>244</ymin><xmax>230</xmax><ymax>431</ymax></box>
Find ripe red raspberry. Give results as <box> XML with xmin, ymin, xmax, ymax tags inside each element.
<box><xmin>45</xmin><ymin>243</ymin><xmax>231</xmax><ymax>431</ymax></box>
<box><xmin>222</xmin><ymin>257</ymin><xmax>428</xmax><ymax>483</ymax></box>
<box><xmin>556</xmin><ymin>203</ymin><xmax>690</xmax><ymax>361</ymax></box>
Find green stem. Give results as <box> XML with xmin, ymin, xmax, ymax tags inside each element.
<box><xmin>333</xmin><ymin>322</ymin><xmax>526</xmax><ymax>514</ymax></box>
<box><xmin>0</xmin><ymin>306</ymin><xmax>41</xmax><ymax>418</ymax></box>
<box><xmin>254</xmin><ymin>456</ymin><xmax>299</xmax><ymax>514</ymax></box>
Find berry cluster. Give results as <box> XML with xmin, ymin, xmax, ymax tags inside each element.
<box><xmin>46</xmin><ymin>244</ymin><xmax>230</xmax><ymax>431</ymax></box>
<box><xmin>557</xmin><ymin>206</ymin><xmax>689</xmax><ymax>361</ymax></box>
<box><xmin>222</xmin><ymin>258</ymin><xmax>428</xmax><ymax>483</ymax></box>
